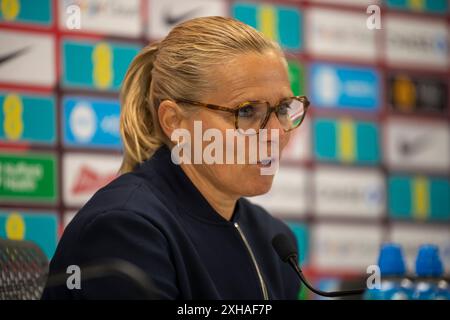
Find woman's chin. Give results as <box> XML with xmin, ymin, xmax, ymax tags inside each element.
<box><xmin>239</xmin><ymin>175</ymin><xmax>275</xmax><ymax>197</ymax></box>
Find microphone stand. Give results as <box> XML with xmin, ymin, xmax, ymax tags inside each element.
<box><xmin>287</xmin><ymin>255</ymin><xmax>365</xmax><ymax>298</ymax></box>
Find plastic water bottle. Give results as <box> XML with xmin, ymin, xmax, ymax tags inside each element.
<box><xmin>413</xmin><ymin>244</ymin><xmax>448</xmax><ymax>300</ymax></box>
<box><xmin>435</xmin><ymin>279</ymin><xmax>450</xmax><ymax>300</ymax></box>
<box><xmin>364</xmin><ymin>243</ymin><xmax>412</xmax><ymax>300</ymax></box>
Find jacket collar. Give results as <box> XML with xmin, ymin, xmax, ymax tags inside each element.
<box><xmin>137</xmin><ymin>145</ymin><xmax>242</xmax><ymax>225</ymax></box>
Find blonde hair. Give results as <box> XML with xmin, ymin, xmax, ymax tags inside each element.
<box><xmin>119</xmin><ymin>16</ymin><xmax>284</xmax><ymax>173</ymax></box>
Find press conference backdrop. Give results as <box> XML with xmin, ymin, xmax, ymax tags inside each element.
<box><xmin>0</xmin><ymin>0</ymin><xmax>449</xmax><ymax>299</ymax></box>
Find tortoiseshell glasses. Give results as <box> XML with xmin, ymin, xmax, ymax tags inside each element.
<box><xmin>174</xmin><ymin>96</ymin><xmax>310</xmax><ymax>134</ymax></box>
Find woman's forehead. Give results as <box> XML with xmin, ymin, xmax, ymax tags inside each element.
<box><xmin>210</xmin><ymin>52</ymin><xmax>292</xmax><ymax>106</ymax></box>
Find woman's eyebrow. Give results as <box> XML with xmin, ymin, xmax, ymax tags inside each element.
<box><xmin>232</xmin><ymin>95</ymin><xmax>288</xmax><ymax>105</ymax></box>
<box><xmin>227</xmin><ymin>89</ymin><xmax>293</xmax><ymax>107</ymax></box>
<box><xmin>227</xmin><ymin>95</ymin><xmax>257</xmax><ymax>107</ymax></box>
<box><xmin>230</xmin><ymin>98</ymin><xmax>263</xmax><ymax>109</ymax></box>
<box><xmin>277</xmin><ymin>94</ymin><xmax>294</xmax><ymax>102</ymax></box>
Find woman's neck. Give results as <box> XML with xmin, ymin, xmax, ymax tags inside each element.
<box><xmin>180</xmin><ymin>164</ymin><xmax>238</xmax><ymax>221</ymax></box>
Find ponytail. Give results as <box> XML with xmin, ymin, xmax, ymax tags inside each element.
<box><xmin>119</xmin><ymin>42</ymin><xmax>164</xmax><ymax>173</ymax></box>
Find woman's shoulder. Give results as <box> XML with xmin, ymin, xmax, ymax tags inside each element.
<box><xmin>86</xmin><ymin>172</ymin><xmax>164</xmax><ymax>211</ymax></box>
<box><xmin>65</xmin><ymin>171</ymin><xmax>175</xmax><ymax>238</ymax></box>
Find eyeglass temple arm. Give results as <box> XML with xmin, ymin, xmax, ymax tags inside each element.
<box><xmin>175</xmin><ymin>98</ymin><xmax>235</xmax><ymax>113</ymax></box>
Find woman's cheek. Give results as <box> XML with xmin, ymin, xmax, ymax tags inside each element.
<box><xmin>279</xmin><ymin>132</ymin><xmax>290</xmax><ymax>157</ymax></box>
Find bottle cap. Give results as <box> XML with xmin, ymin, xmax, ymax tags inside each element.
<box><xmin>416</xmin><ymin>244</ymin><xmax>443</xmax><ymax>277</ymax></box>
<box><xmin>378</xmin><ymin>243</ymin><xmax>406</xmax><ymax>276</ymax></box>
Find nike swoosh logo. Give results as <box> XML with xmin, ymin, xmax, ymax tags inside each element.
<box><xmin>163</xmin><ymin>7</ymin><xmax>201</xmax><ymax>26</ymax></box>
<box><xmin>398</xmin><ymin>134</ymin><xmax>429</xmax><ymax>156</ymax></box>
<box><xmin>0</xmin><ymin>46</ymin><xmax>30</xmax><ymax>66</ymax></box>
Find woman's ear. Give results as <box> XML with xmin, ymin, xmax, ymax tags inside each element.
<box><xmin>158</xmin><ymin>100</ymin><xmax>183</xmax><ymax>139</ymax></box>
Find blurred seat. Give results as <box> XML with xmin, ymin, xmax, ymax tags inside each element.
<box><xmin>0</xmin><ymin>237</ymin><xmax>48</xmax><ymax>300</ymax></box>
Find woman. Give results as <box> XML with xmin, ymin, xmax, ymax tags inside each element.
<box><xmin>42</xmin><ymin>16</ymin><xmax>309</xmax><ymax>300</ymax></box>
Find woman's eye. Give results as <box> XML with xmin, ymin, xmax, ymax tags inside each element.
<box><xmin>238</xmin><ymin>105</ymin><xmax>255</xmax><ymax>117</ymax></box>
<box><xmin>278</xmin><ymin>103</ymin><xmax>290</xmax><ymax>115</ymax></box>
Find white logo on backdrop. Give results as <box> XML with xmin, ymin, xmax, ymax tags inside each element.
<box><xmin>60</xmin><ymin>0</ymin><xmax>142</xmax><ymax>37</ymax></box>
<box><xmin>385</xmin><ymin>16</ymin><xmax>449</xmax><ymax>68</ymax></box>
<box><xmin>307</xmin><ymin>8</ymin><xmax>377</xmax><ymax>61</ymax></box>
<box><xmin>100</xmin><ymin>114</ymin><xmax>120</xmax><ymax>137</ymax></box>
<box><xmin>315</xmin><ymin>67</ymin><xmax>340</xmax><ymax>106</ymax></box>
<box><xmin>70</xmin><ymin>102</ymin><xmax>97</xmax><ymax>143</ymax></box>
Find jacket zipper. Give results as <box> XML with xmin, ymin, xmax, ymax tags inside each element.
<box><xmin>233</xmin><ymin>222</ymin><xmax>269</xmax><ymax>300</ymax></box>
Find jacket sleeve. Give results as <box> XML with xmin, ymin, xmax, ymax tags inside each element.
<box><xmin>74</xmin><ymin>210</ymin><xmax>178</xmax><ymax>299</ymax></box>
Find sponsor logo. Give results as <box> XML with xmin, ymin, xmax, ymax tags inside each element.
<box><xmin>385</xmin><ymin>119</ymin><xmax>450</xmax><ymax>171</ymax></box>
<box><xmin>233</xmin><ymin>2</ymin><xmax>302</xmax><ymax>51</ymax></box>
<box><xmin>163</xmin><ymin>6</ymin><xmax>201</xmax><ymax>26</ymax></box>
<box><xmin>385</xmin><ymin>0</ymin><xmax>448</xmax><ymax>14</ymax></box>
<box><xmin>313</xmin><ymin>118</ymin><xmax>380</xmax><ymax>164</ymax></box>
<box><xmin>69</xmin><ymin>101</ymin><xmax>96</xmax><ymax>143</ymax></box>
<box><xmin>59</xmin><ymin>0</ymin><xmax>142</xmax><ymax>37</ymax></box>
<box><xmin>0</xmin><ymin>92</ymin><xmax>56</xmax><ymax>144</ymax></box>
<box><xmin>385</xmin><ymin>16</ymin><xmax>449</xmax><ymax>68</ymax></box>
<box><xmin>71</xmin><ymin>165</ymin><xmax>116</xmax><ymax>195</ymax></box>
<box><xmin>387</xmin><ymin>73</ymin><xmax>447</xmax><ymax>113</ymax></box>
<box><xmin>0</xmin><ymin>152</ymin><xmax>57</xmax><ymax>203</ymax></box>
<box><xmin>0</xmin><ymin>210</ymin><xmax>58</xmax><ymax>259</ymax></box>
<box><xmin>314</xmin><ymin>167</ymin><xmax>385</xmax><ymax>218</ymax></box>
<box><xmin>0</xmin><ymin>0</ymin><xmax>52</xmax><ymax>25</ymax></box>
<box><xmin>398</xmin><ymin>134</ymin><xmax>428</xmax><ymax>157</ymax></box>
<box><xmin>388</xmin><ymin>175</ymin><xmax>450</xmax><ymax>221</ymax></box>
<box><xmin>0</xmin><ymin>46</ymin><xmax>29</xmax><ymax>66</ymax></box>
<box><xmin>310</xmin><ymin>63</ymin><xmax>380</xmax><ymax>111</ymax></box>
<box><xmin>63</xmin><ymin>153</ymin><xmax>121</xmax><ymax>207</ymax></box>
<box><xmin>0</xmin><ymin>30</ymin><xmax>55</xmax><ymax>87</ymax></box>
<box><xmin>307</xmin><ymin>8</ymin><xmax>376</xmax><ymax>61</ymax></box>
<box><xmin>313</xmin><ymin>223</ymin><xmax>383</xmax><ymax>271</ymax></box>
<box><xmin>63</xmin><ymin>96</ymin><xmax>121</xmax><ymax>149</ymax></box>
<box><xmin>62</xmin><ymin>39</ymin><xmax>140</xmax><ymax>91</ymax></box>
<box><xmin>148</xmin><ymin>0</ymin><xmax>226</xmax><ymax>39</ymax></box>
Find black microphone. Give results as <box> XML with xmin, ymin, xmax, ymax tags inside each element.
<box><xmin>272</xmin><ymin>233</ymin><xmax>366</xmax><ymax>298</ymax></box>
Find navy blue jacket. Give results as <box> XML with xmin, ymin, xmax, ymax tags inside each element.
<box><xmin>42</xmin><ymin>145</ymin><xmax>300</xmax><ymax>299</ymax></box>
